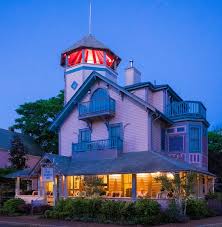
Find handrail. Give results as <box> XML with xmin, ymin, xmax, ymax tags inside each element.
<box><xmin>72</xmin><ymin>138</ymin><xmax>123</xmax><ymax>152</ymax></box>
<box><xmin>79</xmin><ymin>98</ymin><xmax>115</xmax><ymax>117</ymax></box>
<box><xmin>165</xmin><ymin>101</ymin><xmax>206</xmax><ymax>119</ymax></box>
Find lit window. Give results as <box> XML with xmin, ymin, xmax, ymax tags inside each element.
<box><xmin>84</xmin><ymin>49</ymin><xmax>104</xmax><ymax>64</ymax></box>
<box><xmin>67</xmin><ymin>50</ymin><xmax>82</xmax><ymax>66</ymax></box>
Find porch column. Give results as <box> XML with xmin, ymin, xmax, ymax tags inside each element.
<box><xmin>15</xmin><ymin>177</ymin><xmax>20</xmax><ymax>196</ymax></box>
<box><xmin>63</xmin><ymin>176</ymin><xmax>68</xmax><ymax>199</ymax></box>
<box><xmin>212</xmin><ymin>177</ymin><xmax>215</xmax><ymax>193</ymax></box>
<box><xmin>132</xmin><ymin>174</ymin><xmax>137</xmax><ymax>201</ymax></box>
<box><xmin>58</xmin><ymin>176</ymin><xmax>63</xmax><ymax>199</ymax></box>
<box><xmin>204</xmin><ymin>175</ymin><xmax>208</xmax><ymax>195</ymax></box>
<box><xmin>53</xmin><ymin>177</ymin><xmax>57</xmax><ymax>206</ymax></box>
<box><xmin>37</xmin><ymin>177</ymin><xmax>41</xmax><ymax>196</ymax></box>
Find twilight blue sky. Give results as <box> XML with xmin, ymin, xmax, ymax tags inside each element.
<box><xmin>0</xmin><ymin>0</ymin><xmax>222</xmax><ymax>129</ymax></box>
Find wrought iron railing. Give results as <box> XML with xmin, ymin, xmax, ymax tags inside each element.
<box><xmin>72</xmin><ymin>138</ymin><xmax>123</xmax><ymax>153</ymax></box>
<box><xmin>78</xmin><ymin>98</ymin><xmax>116</xmax><ymax>118</ymax></box>
<box><xmin>165</xmin><ymin>101</ymin><xmax>206</xmax><ymax>119</ymax></box>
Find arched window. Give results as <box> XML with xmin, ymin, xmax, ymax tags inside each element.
<box><xmin>90</xmin><ymin>88</ymin><xmax>109</xmax><ymax>112</ymax></box>
<box><xmin>91</xmin><ymin>88</ymin><xmax>109</xmax><ymax>101</ymax></box>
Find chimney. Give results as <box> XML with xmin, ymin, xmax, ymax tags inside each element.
<box><xmin>124</xmin><ymin>60</ymin><xmax>141</xmax><ymax>86</ymax></box>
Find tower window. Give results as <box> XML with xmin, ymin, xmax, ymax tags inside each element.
<box><xmin>84</xmin><ymin>49</ymin><xmax>104</xmax><ymax>64</ymax></box>
<box><xmin>67</xmin><ymin>50</ymin><xmax>82</xmax><ymax>66</ymax></box>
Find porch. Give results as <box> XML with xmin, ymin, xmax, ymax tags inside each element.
<box><xmin>15</xmin><ymin>172</ymin><xmax>214</xmax><ymax>207</ymax></box>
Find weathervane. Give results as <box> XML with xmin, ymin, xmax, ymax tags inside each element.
<box><xmin>89</xmin><ymin>0</ymin><xmax>92</xmax><ymax>34</ymax></box>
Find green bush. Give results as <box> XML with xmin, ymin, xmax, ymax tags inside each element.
<box><xmin>186</xmin><ymin>198</ymin><xmax>209</xmax><ymax>219</ymax></box>
<box><xmin>1</xmin><ymin>198</ymin><xmax>25</xmax><ymax>216</ymax></box>
<box><xmin>135</xmin><ymin>199</ymin><xmax>161</xmax><ymax>225</ymax></box>
<box><xmin>45</xmin><ymin>197</ymin><xmax>212</xmax><ymax>224</ymax></box>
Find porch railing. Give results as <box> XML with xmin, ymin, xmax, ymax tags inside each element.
<box><xmin>165</xmin><ymin>101</ymin><xmax>206</xmax><ymax>120</ymax></box>
<box><xmin>72</xmin><ymin>138</ymin><xmax>123</xmax><ymax>153</ymax></box>
<box><xmin>78</xmin><ymin>98</ymin><xmax>116</xmax><ymax>119</ymax></box>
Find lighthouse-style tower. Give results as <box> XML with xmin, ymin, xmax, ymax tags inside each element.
<box><xmin>61</xmin><ymin>35</ymin><xmax>121</xmax><ymax>103</ymax></box>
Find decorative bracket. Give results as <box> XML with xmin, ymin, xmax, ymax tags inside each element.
<box><xmin>86</xmin><ymin>121</ymin><xmax>92</xmax><ymax>131</ymax></box>
<box><xmin>104</xmin><ymin>119</ymin><xmax>110</xmax><ymax>129</ymax></box>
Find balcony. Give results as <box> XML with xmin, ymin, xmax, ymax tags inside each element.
<box><xmin>72</xmin><ymin>138</ymin><xmax>123</xmax><ymax>161</ymax></box>
<box><xmin>78</xmin><ymin>98</ymin><xmax>116</xmax><ymax>121</ymax></box>
<box><xmin>165</xmin><ymin>101</ymin><xmax>206</xmax><ymax>120</ymax></box>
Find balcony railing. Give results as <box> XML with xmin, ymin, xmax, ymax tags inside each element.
<box><xmin>72</xmin><ymin>138</ymin><xmax>123</xmax><ymax>153</ymax></box>
<box><xmin>78</xmin><ymin>98</ymin><xmax>116</xmax><ymax>120</ymax></box>
<box><xmin>165</xmin><ymin>101</ymin><xmax>206</xmax><ymax>120</ymax></box>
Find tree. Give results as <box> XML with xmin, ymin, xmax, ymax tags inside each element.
<box><xmin>12</xmin><ymin>90</ymin><xmax>64</xmax><ymax>154</ymax></box>
<box><xmin>9</xmin><ymin>135</ymin><xmax>27</xmax><ymax>170</ymax></box>
<box><xmin>208</xmin><ymin>131</ymin><xmax>222</xmax><ymax>153</ymax></box>
<box><xmin>155</xmin><ymin>172</ymin><xmax>196</xmax><ymax>216</ymax></box>
<box><xmin>83</xmin><ymin>176</ymin><xmax>106</xmax><ymax>197</ymax></box>
<box><xmin>208</xmin><ymin>130</ymin><xmax>222</xmax><ymax>191</ymax></box>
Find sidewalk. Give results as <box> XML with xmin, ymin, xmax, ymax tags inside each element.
<box><xmin>0</xmin><ymin>215</ymin><xmax>222</xmax><ymax>227</ymax></box>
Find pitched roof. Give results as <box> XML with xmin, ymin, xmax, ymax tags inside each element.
<box><xmin>63</xmin><ymin>35</ymin><xmax>108</xmax><ymax>53</ymax></box>
<box><xmin>124</xmin><ymin>82</ymin><xmax>183</xmax><ymax>101</ymax></box>
<box><xmin>66</xmin><ymin>151</ymin><xmax>214</xmax><ymax>176</ymax></box>
<box><xmin>0</xmin><ymin>128</ymin><xmax>42</xmax><ymax>156</ymax></box>
<box><xmin>7</xmin><ymin>151</ymin><xmax>214</xmax><ymax>178</ymax></box>
<box><xmin>49</xmin><ymin>71</ymin><xmax>172</xmax><ymax>131</ymax></box>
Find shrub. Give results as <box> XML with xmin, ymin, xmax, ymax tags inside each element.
<box><xmin>100</xmin><ymin>200</ymin><xmax>124</xmax><ymax>223</ymax></box>
<box><xmin>135</xmin><ymin>199</ymin><xmax>161</xmax><ymax>225</ymax></box>
<box><xmin>1</xmin><ymin>198</ymin><xmax>25</xmax><ymax>216</ymax></box>
<box><xmin>186</xmin><ymin>198</ymin><xmax>209</xmax><ymax>219</ymax></box>
<box><xmin>162</xmin><ymin>200</ymin><xmax>189</xmax><ymax>223</ymax></box>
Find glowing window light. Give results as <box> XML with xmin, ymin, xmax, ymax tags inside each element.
<box><xmin>67</xmin><ymin>50</ymin><xmax>82</xmax><ymax>67</ymax></box>
<box><xmin>106</xmin><ymin>52</ymin><xmax>115</xmax><ymax>68</ymax></box>
<box><xmin>137</xmin><ymin>173</ymin><xmax>149</xmax><ymax>178</ymax></box>
<box><xmin>109</xmin><ymin>174</ymin><xmax>121</xmax><ymax>179</ymax></box>
<box><xmin>166</xmin><ymin>173</ymin><xmax>174</xmax><ymax>179</ymax></box>
<box><xmin>84</xmin><ymin>49</ymin><xmax>104</xmax><ymax>64</ymax></box>
<box><xmin>151</xmin><ymin>172</ymin><xmax>161</xmax><ymax>177</ymax></box>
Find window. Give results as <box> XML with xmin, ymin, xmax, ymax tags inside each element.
<box><xmin>177</xmin><ymin>127</ymin><xmax>185</xmax><ymax>133</ymax></box>
<box><xmin>78</xmin><ymin>129</ymin><xmax>91</xmax><ymax>143</ymax></box>
<box><xmin>189</xmin><ymin>126</ymin><xmax>201</xmax><ymax>153</ymax></box>
<box><xmin>109</xmin><ymin>123</ymin><xmax>123</xmax><ymax>148</ymax></box>
<box><xmin>90</xmin><ymin>88</ymin><xmax>109</xmax><ymax>112</ymax></box>
<box><xmin>169</xmin><ymin>135</ymin><xmax>184</xmax><ymax>152</ymax></box>
<box><xmin>161</xmin><ymin>128</ymin><xmax>166</xmax><ymax>151</ymax></box>
<box><xmin>167</xmin><ymin>128</ymin><xmax>174</xmax><ymax>134</ymax></box>
<box><xmin>109</xmin><ymin>124</ymin><xmax>122</xmax><ymax>139</ymax></box>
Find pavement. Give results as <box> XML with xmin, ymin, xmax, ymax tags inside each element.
<box><xmin>0</xmin><ymin>215</ymin><xmax>222</xmax><ymax>227</ymax></box>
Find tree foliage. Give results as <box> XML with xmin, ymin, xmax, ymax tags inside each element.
<box><xmin>208</xmin><ymin>130</ymin><xmax>222</xmax><ymax>191</ymax></box>
<box><xmin>155</xmin><ymin>172</ymin><xmax>196</xmax><ymax>215</ymax></box>
<box><xmin>208</xmin><ymin>131</ymin><xmax>222</xmax><ymax>153</ymax></box>
<box><xmin>12</xmin><ymin>91</ymin><xmax>64</xmax><ymax>154</ymax></box>
<box><xmin>9</xmin><ymin>135</ymin><xmax>27</xmax><ymax>170</ymax></box>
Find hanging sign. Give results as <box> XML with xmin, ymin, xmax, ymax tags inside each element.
<box><xmin>42</xmin><ymin>167</ymin><xmax>54</xmax><ymax>182</ymax></box>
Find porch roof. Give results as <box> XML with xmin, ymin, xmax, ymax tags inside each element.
<box><xmin>5</xmin><ymin>168</ymin><xmax>32</xmax><ymax>178</ymax></box>
<box><xmin>66</xmin><ymin>151</ymin><xmax>214</xmax><ymax>176</ymax></box>
<box><xmin>6</xmin><ymin>151</ymin><xmax>215</xmax><ymax>178</ymax></box>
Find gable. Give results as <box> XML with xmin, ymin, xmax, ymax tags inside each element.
<box><xmin>49</xmin><ymin>71</ymin><xmax>171</xmax><ymax>131</ymax></box>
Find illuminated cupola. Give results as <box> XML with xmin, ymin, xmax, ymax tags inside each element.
<box><xmin>61</xmin><ymin>34</ymin><xmax>121</xmax><ymax>103</ymax></box>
